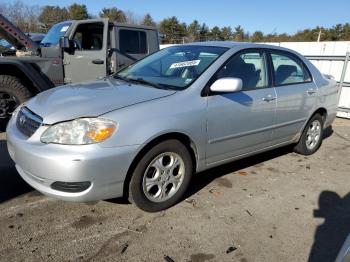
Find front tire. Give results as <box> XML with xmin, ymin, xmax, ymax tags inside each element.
<box><xmin>129</xmin><ymin>140</ymin><xmax>193</xmax><ymax>212</ymax></box>
<box><xmin>0</xmin><ymin>75</ymin><xmax>31</xmax><ymax>130</ymax></box>
<box><xmin>294</xmin><ymin>113</ymin><xmax>324</xmax><ymax>155</ymax></box>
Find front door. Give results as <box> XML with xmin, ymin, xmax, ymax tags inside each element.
<box><xmin>206</xmin><ymin>50</ymin><xmax>276</xmax><ymax>165</ymax></box>
<box><xmin>63</xmin><ymin>19</ymin><xmax>108</xmax><ymax>84</ymax></box>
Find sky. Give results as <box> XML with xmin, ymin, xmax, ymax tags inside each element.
<box><xmin>4</xmin><ymin>0</ymin><xmax>350</xmax><ymax>34</ymax></box>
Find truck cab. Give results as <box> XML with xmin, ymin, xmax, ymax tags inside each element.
<box><xmin>0</xmin><ymin>15</ymin><xmax>159</xmax><ymax>127</ymax></box>
<box><xmin>44</xmin><ymin>19</ymin><xmax>159</xmax><ymax>84</ymax></box>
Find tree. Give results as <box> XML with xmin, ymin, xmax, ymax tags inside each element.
<box><xmin>1</xmin><ymin>1</ymin><xmax>41</xmax><ymax>32</ymax></box>
<box><xmin>251</xmin><ymin>31</ymin><xmax>264</xmax><ymax>42</ymax></box>
<box><xmin>343</xmin><ymin>23</ymin><xmax>350</xmax><ymax>41</ymax></box>
<box><xmin>199</xmin><ymin>23</ymin><xmax>209</xmax><ymax>41</ymax></box>
<box><xmin>233</xmin><ymin>25</ymin><xmax>245</xmax><ymax>41</ymax></box>
<box><xmin>221</xmin><ymin>26</ymin><xmax>232</xmax><ymax>40</ymax></box>
<box><xmin>328</xmin><ymin>24</ymin><xmax>344</xmax><ymax>41</ymax></box>
<box><xmin>142</xmin><ymin>13</ymin><xmax>156</xmax><ymax>27</ymax></box>
<box><xmin>68</xmin><ymin>3</ymin><xmax>88</xmax><ymax>20</ymax></box>
<box><xmin>188</xmin><ymin>20</ymin><xmax>200</xmax><ymax>41</ymax></box>
<box><xmin>99</xmin><ymin>7</ymin><xmax>126</xmax><ymax>22</ymax></box>
<box><xmin>210</xmin><ymin>26</ymin><xmax>222</xmax><ymax>40</ymax></box>
<box><xmin>158</xmin><ymin>16</ymin><xmax>186</xmax><ymax>43</ymax></box>
<box><xmin>39</xmin><ymin>6</ymin><xmax>70</xmax><ymax>30</ymax></box>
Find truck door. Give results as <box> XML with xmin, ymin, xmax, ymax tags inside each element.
<box><xmin>63</xmin><ymin>19</ymin><xmax>108</xmax><ymax>84</ymax></box>
<box><xmin>114</xmin><ymin>27</ymin><xmax>156</xmax><ymax>69</ymax></box>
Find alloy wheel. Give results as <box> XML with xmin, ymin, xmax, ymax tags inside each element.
<box><xmin>305</xmin><ymin>120</ymin><xmax>322</xmax><ymax>150</ymax></box>
<box><xmin>142</xmin><ymin>152</ymin><xmax>185</xmax><ymax>202</ymax></box>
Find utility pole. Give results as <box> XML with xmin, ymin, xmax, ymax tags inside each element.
<box><xmin>317</xmin><ymin>29</ymin><xmax>323</xmax><ymax>42</ymax></box>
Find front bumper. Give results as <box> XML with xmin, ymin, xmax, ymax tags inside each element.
<box><xmin>6</xmin><ymin>117</ymin><xmax>140</xmax><ymax>202</ymax></box>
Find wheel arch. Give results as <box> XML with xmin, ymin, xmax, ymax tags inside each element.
<box><xmin>310</xmin><ymin>107</ymin><xmax>327</xmax><ymax>127</ymax></box>
<box><xmin>0</xmin><ymin>61</ymin><xmax>52</xmax><ymax>95</ymax></box>
<box><xmin>122</xmin><ymin>132</ymin><xmax>198</xmax><ymax>198</ymax></box>
<box><xmin>295</xmin><ymin>107</ymin><xmax>328</xmax><ymax>143</ymax></box>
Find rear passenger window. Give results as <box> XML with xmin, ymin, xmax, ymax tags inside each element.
<box><xmin>217</xmin><ymin>51</ymin><xmax>268</xmax><ymax>90</ymax></box>
<box><xmin>271</xmin><ymin>53</ymin><xmax>311</xmax><ymax>86</ymax></box>
<box><xmin>119</xmin><ymin>30</ymin><xmax>147</xmax><ymax>54</ymax></box>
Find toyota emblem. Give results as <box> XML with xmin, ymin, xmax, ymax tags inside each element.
<box><xmin>19</xmin><ymin>115</ymin><xmax>26</xmax><ymax>125</ymax></box>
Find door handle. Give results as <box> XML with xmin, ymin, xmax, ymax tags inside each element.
<box><xmin>92</xmin><ymin>59</ymin><xmax>104</xmax><ymax>65</ymax></box>
<box><xmin>307</xmin><ymin>88</ymin><xmax>316</xmax><ymax>95</ymax></box>
<box><xmin>262</xmin><ymin>95</ymin><xmax>277</xmax><ymax>102</ymax></box>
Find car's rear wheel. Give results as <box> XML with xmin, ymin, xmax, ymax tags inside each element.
<box><xmin>129</xmin><ymin>139</ymin><xmax>193</xmax><ymax>212</ymax></box>
<box><xmin>294</xmin><ymin>113</ymin><xmax>324</xmax><ymax>155</ymax></box>
<box><xmin>0</xmin><ymin>75</ymin><xmax>31</xmax><ymax>130</ymax></box>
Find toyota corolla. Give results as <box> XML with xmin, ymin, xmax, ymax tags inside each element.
<box><xmin>6</xmin><ymin>42</ymin><xmax>339</xmax><ymax>212</ymax></box>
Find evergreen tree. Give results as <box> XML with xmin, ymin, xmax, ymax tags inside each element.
<box><xmin>99</xmin><ymin>7</ymin><xmax>126</xmax><ymax>23</ymax></box>
<box><xmin>142</xmin><ymin>13</ymin><xmax>156</xmax><ymax>27</ymax></box>
<box><xmin>68</xmin><ymin>3</ymin><xmax>88</xmax><ymax>20</ymax></box>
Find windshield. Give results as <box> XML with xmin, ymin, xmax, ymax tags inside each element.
<box><xmin>116</xmin><ymin>45</ymin><xmax>228</xmax><ymax>90</ymax></box>
<box><xmin>41</xmin><ymin>22</ymin><xmax>72</xmax><ymax>47</ymax></box>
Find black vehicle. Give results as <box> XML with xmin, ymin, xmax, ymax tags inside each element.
<box><xmin>0</xmin><ymin>33</ymin><xmax>45</xmax><ymax>56</ymax></box>
<box><xmin>0</xmin><ymin>14</ymin><xmax>159</xmax><ymax>128</ymax></box>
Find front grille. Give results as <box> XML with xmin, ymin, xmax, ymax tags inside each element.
<box><xmin>16</xmin><ymin>107</ymin><xmax>43</xmax><ymax>137</ymax></box>
<box><xmin>51</xmin><ymin>181</ymin><xmax>91</xmax><ymax>193</ymax></box>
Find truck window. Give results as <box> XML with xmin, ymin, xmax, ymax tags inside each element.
<box><xmin>119</xmin><ymin>30</ymin><xmax>147</xmax><ymax>54</ymax></box>
<box><xmin>41</xmin><ymin>22</ymin><xmax>72</xmax><ymax>47</ymax></box>
<box><xmin>73</xmin><ymin>22</ymin><xmax>104</xmax><ymax>51</ymax></box>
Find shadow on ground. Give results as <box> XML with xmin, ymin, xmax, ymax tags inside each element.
<box><xmin>185</xmin><ymin>145</ymin><xmax>292</xmax><ymax>199</ymax></box>
<box><xmin>185</xmin><ymin>126</ymin><xmax>333</xmax><ymax>200</ymax></box>
<box><xmin>0</xmin><ymin>139</ymin><xmax>33</xmax><ymax>203</ymax></box>
<box><xmin>308</xmin><ymin>191</ymin><xmax>350</xmax><ymax>262</ymax></box>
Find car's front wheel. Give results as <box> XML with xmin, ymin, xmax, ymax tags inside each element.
<box><xmin>129</xmin><ymin>139</ymin><xmax>193</xmax><ymax>212</ymax></box>
<box><xmin>294</xmin><ymin>113</ymin><xmax>324</xmax><ymax>155</ymax></box>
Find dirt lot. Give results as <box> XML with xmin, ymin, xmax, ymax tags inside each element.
<box><xmin>0</xmin><ymin>118</ymin><xmax>349</xmax><ymax>262</ymax></box>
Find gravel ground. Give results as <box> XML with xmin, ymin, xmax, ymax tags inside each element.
<box><xmin>0</xmin><ymin>118</ymin><xmax>349</xmax><ymax>262</ymax></box>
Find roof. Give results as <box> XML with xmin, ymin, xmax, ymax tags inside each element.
<box><xmin>185</xmin><ymin>41</ymin><xmax>290</xmax><ymax>51</ymax></box>
<box><xmin>113</xmin><ymin>23</ymin><xmax>157</xmax><ymax>30</ymax></box>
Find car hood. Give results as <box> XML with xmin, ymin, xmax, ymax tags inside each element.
<box><xmin>26</xmin><ymin>78</ymin><xmax>176</xmax><ymax>124</ymax></box>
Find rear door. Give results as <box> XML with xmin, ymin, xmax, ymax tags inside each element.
<box><xmin>206</xmin><ymin>49</ymin><xmax>277</xmax><ymax>164</ymax></box>
<box><xmin>63</xmin><ymin>19</ymin><xmax>108</xmax><ymax>83</ymax></box>
<box><xmin>114</xmin><ymin>27</ymin><xmax>159</xmax><ymax>69</ymax></box>
<box><xmin>268</xmin><ymin>50</ymin><xmax>317</xmax><ymax>145</ymax></box>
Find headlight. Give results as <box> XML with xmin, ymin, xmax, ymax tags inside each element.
<box><xmin>41</xmin><ymin>118</ymin><xmax>117</xmax><ymax>145</ymax></box>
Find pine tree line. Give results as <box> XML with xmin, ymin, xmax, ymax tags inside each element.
<box><xmin>1</xmin><ymin>1</ymin><xmax>349</xmax><ymax>43</ymax></box>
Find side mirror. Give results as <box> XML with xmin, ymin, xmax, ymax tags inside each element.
<box><xmin>210</xmin><ymin>77</ymin><xmax>243</xmax><ymax>93</ymax></box>
<box><xmin>59</xmin><ymin>36</ymin><xmax>73</xmax><ymax>53</ymax></box>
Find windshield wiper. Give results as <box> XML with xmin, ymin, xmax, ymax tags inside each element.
<box><xmin>128</xmin><ymin>77</ymin><xmax>164</xmax><ymax>89</ymax></box>
<box><xmin>114</xmin><ymin>75</ymin><xmax>176</xmax><ymax>90</ymax></box>
<box><xmin>114</xmin><ymin>75</ymin><xmax>130</xmax><ymax>82</ymax></box>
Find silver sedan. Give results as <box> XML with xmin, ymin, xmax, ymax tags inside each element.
<box><xmin>6</xmin><ymin>42</ymin><xmax>339</xmax><ymax>211</ymax></box>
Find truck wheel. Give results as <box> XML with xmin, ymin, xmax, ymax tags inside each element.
<box><xmin>0</xmin><ymin>75</ymin><xmax>31</xmax><ymax>130</ymax></box>
<box><xmin>129</xmin><ymin>140</ymin><xmax>193</xmax><ymax>212</ymax></box>
<box><xmin>294</xmin><ymin>113</ymin><xmax>324</xmax><ymax>155</ymax></box>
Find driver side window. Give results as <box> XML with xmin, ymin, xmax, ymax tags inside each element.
<box><xmin>73</xmin><ymin>22</ymin><xmax>104</xmax><ymax>51</ymax></box>
<box><xmin>217</xmin><ymin>51</ymin><xmax>268</xmax><ymax>90</ymax></box>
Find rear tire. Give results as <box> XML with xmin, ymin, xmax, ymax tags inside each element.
<box><xmin>0</xmin><ymin>75</ymin><xmax>31</xmax><ymax>130</ymax></box>
<box><xmin>294</xmin><ymin>113</ymin><xmax>324</xmax><ymax>155</ymax></box>
<box><xmin>129</xmin><ymin>139</ymin><xmax>193</xmax><ymax>212</ymax></box>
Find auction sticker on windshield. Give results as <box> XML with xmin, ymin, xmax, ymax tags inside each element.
<box><xmin>170</xmin><ymin>60</ymin><xmax>201</xmax><ymax>69</ymax></box>
<box><xmin>60</xmin><ymin>26</ymin><xmax>70</xmax><ymax>32</ymax></box>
